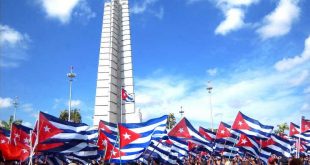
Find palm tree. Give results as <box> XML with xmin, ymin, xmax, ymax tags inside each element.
<box><xmin>274</xmin><ymin>122</ymin><xmax>289</xmax><ymax>135</ymax></box>
<box><xmin>59</xmin><ymin>109</ymin><xmax>82</xmax><ymax>123</ymax></box>
<box><xmin>166</xmin><ymin>113</ymin><xmax>176</xmax><ymax>129</ymax></box>
<box><xmin>0</xmin><ymin>115</ymin><xmax>22</xmax><ymax>130</ymax></box>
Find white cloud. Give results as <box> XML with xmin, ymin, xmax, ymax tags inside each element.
<box><xmin>0</xmin><ymin>97</ymin><xmax>13</xmax><ymax>109</ymax></box>
<box><xmin>130</xmin><ymin>0</ymin><xmax>164</xmax><ymax>19</ymax></box>
<box><xmin>207</xmin><ymin>68</ymin><xmax>218</xmax><ymax>76</ymax></box>
<box><xmin>274</xmin><ymin>35</ymin><xmax>310</xmax><ymax>71</ymax></box>
<box><xmin>69</xmin><ymin>99</ymin><xmax>82</xmax><ymax>108</ymax></box>
<box><xmin>21</xmin><ymin>104</ymin><xmax>34</xmax><ymax>112</ymax></box>
<box><xmin>23</xmin><ymin>121</ymin><xmax>32</xmax><ymax>128</ymax></box>
<box><xmin>214</xmin><ymin>0</ymin><xmax>259</xmax><ymax>35</ymax></box>
<box><xmin>215</xmin><ymin>8</ymin><xmax>245</xmax><ymax>35</ymax></box>
<box><xmin>289</xmin><ymin>70</ymin><xmax>309</xmax><ymax>87</ymax></box>
<box><xmin>153</xmin><ymin>7</ymin><xmax>164</xmax><ymax>19</ymax></box>
<box><xmin>0</xmin><ymin>24</ymin><xmax>30</xmax><ymax>68</ymax></box>
<box><xmin>136</xmin><ymin>48</ymin><xmax>309</xmax><ymax>128</ymax></box>
<box><xmin>301</xmin><ymin>103</ymin><xmax>310</xmax><ymax>112</ymax></box>
<box><xmin>39</xmin><ymin>0</ymin><xmax>95</xmax><ymax>24</ymax></box>
<box><xmin>131</xmin><ymin>0</ymin><xmax>159</xmax><ymax>14</ymax></box>
<box><xmin>257</xmin><ymin>0</ymin><xmax>300</xmax><ymax>39</ymax></box>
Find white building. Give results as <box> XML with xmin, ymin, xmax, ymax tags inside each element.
<box><xmin>93</xmin><ymin>0</ymin><xmax>139</xmax><ymax>126</ymax></box>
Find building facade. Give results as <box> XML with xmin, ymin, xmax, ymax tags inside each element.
<box><xmin>93</xmin><ymin>0</ymin><xmax>139</xmax><ymax>126</ymax></box>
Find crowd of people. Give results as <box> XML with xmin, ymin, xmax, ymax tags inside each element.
<box><xmin>1</xmin><ymin>154</ymin><xmax>310</xmax><ymax>165</ymax></box>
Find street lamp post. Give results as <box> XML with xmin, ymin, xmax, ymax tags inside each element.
<box><xmin>12</xmin><ymin>96</ymin><xmax>19</xmax><ymax>122</ymax></box>
<box><xmin>207</xmin><ymin>81</ymin><xmax>214</xmax><ymax>132</ymax></box>
<box><xmin>179</xmin><ymin>106</ymin><xmax>184</xmax><ymax>118</ymax></box>
<box><xmin>67</xmin><ymin>66</ymin><xmax>76</xmax><ymax>122</ymax></box>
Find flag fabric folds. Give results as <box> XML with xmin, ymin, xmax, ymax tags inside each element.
<box><xmin>122</xmin><ymin>88</ymin><xmax>134</xmax><ymax>102</ymax></box>
<box><xmin>1</xmin><ymin>124</ymin><xmax>32</xmax><ymax>162</ymax></box>
<box><xmin>232</xmin><ymin>111</ymin><xmax>274</xmax><ymax>139</ymax></box>
<box><xmin>108</xmin><ymin>115</ymin><xmax>168</xmax><ymax>163</ymax></box>
<box><xmin>261</xmin><ymin>134</ymin><xmax>292</xmax><ymax>158</ymax></box>
<box><xmin>32</xmin><ymin>111</ymin><xmax>99</xmax><ymax>163</ymax></box>
<box><xmin>168</xmin><ymin>117</ymin><xmax>213</xmax><ymax>152</ymax></box>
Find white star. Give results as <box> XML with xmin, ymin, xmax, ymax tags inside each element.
<box><xmin>102</xmin><ymin>139</ymin><xmax>107</xmax><ymax>145</ymax></box>
<box><xmin>14</xmin><ymin>133</ymin><xmax>20</xmax><ymax>138</ymax></box>
<box><xmin>123</xmin><ymin>132</ymin><xmax>131</xmax><ymax>140</ymax></box>
<box><xmin>112</xmin><ymin>150</ymin><xmax>117</xmax><ymax>156</ymax></box>
<box><xmin>178</xmin><ymin>128</ymin><xmax>184</xmax><ymax>133</ymax></box>
<box><xmin>238</xmin><ymin>121</ymin><xmax>243</xmax><ymax>126</ymax></box>
<box><xmin>44</xmin><ymin>125</ymin><xmax>50</xmax><ymax>132</ymax></box>
<box><xmin>241</xmin><ymin>139</ymin><xmax>247</xmax><ymax>144</ymax></box>
<box><xmin>23</xmin><ymin>138</ymin><xmax>29</xmax><ymax>144</ymax></box>
<box><xmin>21</xmin><ymin>149</ymin><xmax>28</xmax><ymax>153</ymax></box>
<box><xmin>1</xmin><ymin>139</ymin><xmax>6</xmax><ymax>144</ymax></box>
<box><xmin>306</xmin><ymin>125</ymin><xmax>309</xmax><ymax>129</ymax></box>
<box><xmin>220</xmin><ymin>130</ymin><xmax>225</xmax><ymax>134</ymax></box>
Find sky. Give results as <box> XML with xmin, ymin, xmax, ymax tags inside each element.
<box><xmin>0</xmin><ymin>0</ymin><xmax>310</xmax><ymax>130</ymax></box>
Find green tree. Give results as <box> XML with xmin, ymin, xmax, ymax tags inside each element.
<box><xmin>59</xmin><ymin>109</ymin><xmax>82</xmax><ymax>123</ymax></box>
<box><xmin>274</xmin><ymin>122</ymin><xmax>289</xmax><ymax>135</ymax></box>
<box><xmin>166</xmin><ymin>113</ymin><xmax>176</xmax><ymax>129</ymax></box>
<box><xmin>1</xmin><ymin>115</ymin><xmax>22</xmax><ymax>130</ymax></box>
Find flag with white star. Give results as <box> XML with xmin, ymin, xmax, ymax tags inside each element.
<box><xmin>168</xmin><ymin>117</ymin><xmax>213</xmax><ymax>152</ymax></box>
<box><xmin>232</xmin><ymin>111</ymin><xmax>274</xmax><ymax>140</ymax></box>
<box><xmin>107</xmin><ymin>115</ymin><xmax>168</xmax><ymax>163</ymax></box>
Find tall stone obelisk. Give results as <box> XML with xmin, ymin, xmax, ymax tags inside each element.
<box><xmin>93</xmin><ymin>0</ymin><xmax>138</xmax><ymax>126</ymax></box>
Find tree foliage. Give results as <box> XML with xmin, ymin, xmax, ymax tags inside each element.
<box><xmin>274</xmin><ymin>122</ymin><xmax>289</xmax><ymax>135</ymax></box>
<box><xmin>0</xmin><ymin>115</ymin><xmax>22</xmax><ymax>130</ymax></box>
<box><xmin>166</xmin><ymin>113</ymin><xmax>176</xmax><ymax>129</ymax></box>
<box><xmin>59</xmin><ymin>109</ymin><xmax>82</xmax><ymax>123</ymax></box>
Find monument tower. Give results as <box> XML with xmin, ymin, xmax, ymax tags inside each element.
<box><xmin>93</xmin><ymin>0</ymin><xmax>138</xmax><ymax>126</ymax></box>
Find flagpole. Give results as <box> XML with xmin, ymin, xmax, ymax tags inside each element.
<box><xmin>67</xmin><ymin>66</ymin><xmax>76</xmax><ymax>122</ymax></box>
<box><xmin>28</xmin><ymin>130</ymin><xmax>33</xmax><ymax>165</ymax></box>
<box><xmin>207</xmin><ymin>81</ymin><xmax>214</xmax><ymax>132</ymax></box>
<box><xmin>119</xmin><ymin>86</ymin><xmax>123</xmax><ymax>164</ymax></box>
<box><xmin>228</xmin><ymin>132</ymin><xmax>239</xmax><ymax>160</ymax></box>
<box><xmin>298</xmin><ymin>116</ymin><xmax>303</xmax><ymax>158</ymax></box>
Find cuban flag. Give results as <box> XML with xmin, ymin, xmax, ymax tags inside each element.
<box><xmin>10</xmin><ymin>123</ymin><xmax>32</xmax><ymax>148</ymax></box>
<box><xmin>0</xmin><ymin>125</ymin><xmax>31</xmax><ymax>162</ymax></box>
<box><xmin>122</xmin><ymin>88</ymin><xmax>134</xmax><ymax>102</ymax></box>
<box><xmin>289</xmin><ymin>122</ymin><xmax>310</xmax><ymax>141</ymax></box>
<box><xmin>213</xmin><ymin>122</ymin><xmax>240</xmax><ymax>157</ymax></box>
<box><xmin>168</xmin><ymin>136</ymin><xmax>189</xmax><ymax>158</ymax></box>
<box><xmin>301</xmin><ymin>117</ymin><xmax>310</xmax><ymax>133</ymax></box>
<box><xmin>108</xmin><ymin>115</ymin><xmax>168</xmax><ymax>163</ymax></box>
<box><xmin>141</xmin><ymin>140</ymin><xmax>179</xmax><ymax>165</ymax></box>
<box><xmin>236</xmin><ymin>134</ymin><xmax>271</xmax><ymax>164</ymax></box>
<box><xmin>97</xmin><ymin>120</ymin><xmax>118</xmax><ymax>151</ymax></box>
<box><xmin>261</xmin><ymin>134</ymin><xmax>292</xmax><ymax>158</ymax></box>
<box><xmin>168</xmin><ymin>117</ymin><xmax>213</xmax><ymax>152</ymax></box>
<box><xmin>199</xmin><ymin>127</ymin><xmax>216</xmax><ymax>141</ymax></box>
<box><xmin>232</xmin><ymin>111</ymin><xmax>274</xmax><ymax>140</ymax></box>
<box><xmin>32</xmin><ymin>112</ymin><xmax>98</xmax><ymax>157</ymax></box>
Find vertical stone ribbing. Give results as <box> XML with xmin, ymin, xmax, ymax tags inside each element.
<box><xmin>93</xmin><ymin>0</ymin><xmax>138</xmax><ymax>126</ymax></box>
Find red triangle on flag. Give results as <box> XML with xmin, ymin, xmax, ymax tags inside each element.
<box><xmin>261</xmin><ymin>138</ymin><xmax>275</xmax><ymax>148</ymax></box>
<box><xmin>232</xmin><ymin>112</ymin><xmax>250</xmax><ymax>130</ymax></box>
<box><xmin>199</xmin><ymin>127</ymin><xmax>213</xmax><ymax>141</ymax></box>
<box><xmin>216</xmin><ymin>122</ymin><xmax>231</xmax><ymax>139</ymax></box>
<box><xmin>99</xmin><ymin>121</ymin><xmax>112</xmax><ymax>134</ymax></box>
<box><xmin>168</xmin><ymin>118</ymin><xmax>191</xmax><ymax>138</ymax></box>
<box><xmin>301</xmin><ymin>118</ymin><xmax>310</xmax><ymax>133</ymax></box>
<box><xmin>118</xmin><ymin>124</ymin><xmax>141</xmax><ymax>148</ymax></box>
<box><xmin>188</xmin><ymin>141</ymin><xmax>197</xmax><ymax>151</ymax></box>
<box><xmin>236</xmin><ymin>134</ymin><xmax>253</xmax><ymax>147</ymax></box>
<box><xmin>289</xmin><ymin>122</ymin><xmax>300</xmax><ymax>136</ymax></box>
<box><xmin>104</xmin><ymin>142</ymin><xmax>126</xmax><ymax>160</ymax></box>
<box><xmin>97</xmin><ymin>130</ymin><xmax>110</xmax><ymax>150</ymax></box>
<box><xmin>38</xmin><ymin>113</ymin><xmax>63</xmax><ymax>143</ymax></box>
